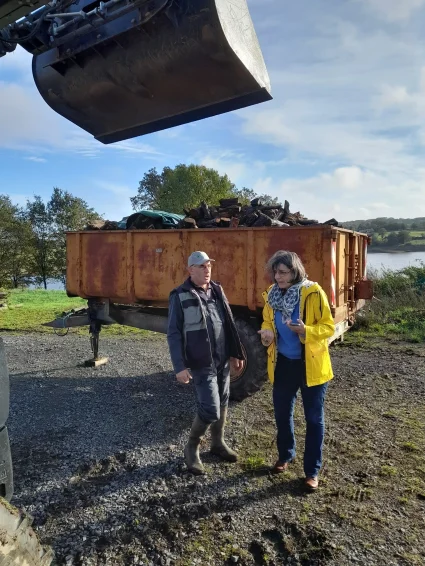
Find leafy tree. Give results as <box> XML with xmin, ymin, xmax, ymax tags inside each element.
<box><xmin>48</xmin><ymin>188</ymin><xmax>101</xmax><ymax>282</ymax></box>
<box><xmin>386</xmin><ymin>231</ymin><xmax>411</xmax><ymax>246</ymax></box>
<box><xmin>130</xmin><ymin>168</ymin><xmax>164</xmax><ymax>210</ymax></box>
<box><xmin>131</xmin><ymin>166</ymin><xmax>283</xmax><ymax>214</ymax></box>
<box><xmin>396</xmin><ymin>230</ymin><xmax>411</xmax><ymax>244</ymax></box>
<box><xmin>0</xmin><ymin>196</ymin><xmax>32</xmax><ymax>288</ymax></box>
<box><xmin>26</xmin><ymin>196</ymin><xmax>55</xmax><ymax>290</ymax></box>
<box><xmin>233</xmin><ymin>187</ymin><xmax>281</xmax><ymax>206</ymax></box>
<box><xmin>131</xmin><ymin>164</ymin><xmax>235</xmax><ymax>213</ymax></box>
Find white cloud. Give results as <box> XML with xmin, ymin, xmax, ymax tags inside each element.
<box><xmin>333</xmin><ymin>166</ymin><xmax>363</xmax><ymax>190</ymax></box>
<box><xmin>0</xmin><ymin>47</ymin><xmax>32</xmax><ymax>75</ymax></box>
<box><xmin>0</xmin><ymin>81</ymin><xmax>161</xmax><ymax>158</ymax></box>
<box><xmin>198</xmin><ymin>153</ymin><xmax>248</xmax><ymax>183</ymax></box>
<box><xmin>92</xmin><ymin>181</ymin><xmax>135</xmax><ymax>219</ymax></box>
<box><xmin>264</xmin><ymin>167</ymin><xmax>425</xmax><ymax>222</ymax></box>
<box><xmin>235</xmin><ymin>6</ymin><xmax>425</xmax><ymax>216</ymax></box>
<box><xmin>95</xmin><ymin>181</ymin><xmax>134</xmax><ymax>197</ymax></box>
<box><xmin>25</xmin><ymin>156</ymin><xmax>47</xmax><ymax>163</ymax></box>
<box><xmin>358</xmin><ymin>0</ymin><xmax>425</xmax><ymax>22</ymax></box>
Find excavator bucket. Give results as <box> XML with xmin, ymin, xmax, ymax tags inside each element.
<box><xmin>32</xmin><ymin>0</ymin><xmax>272</xmax><ymax>144</ymax></box>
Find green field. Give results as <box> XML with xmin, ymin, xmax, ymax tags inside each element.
<box><xmin>371</xmin><ymin>230</ymin><xmax>425</xmax><ymax>248</ymax></box>
<box><xmin>0</xmin><ymin>289</ymin><xmax>150</xmax><ymax>336</ymax></box>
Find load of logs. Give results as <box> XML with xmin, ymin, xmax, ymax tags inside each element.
<box><xmin>85</xmin><ymin>219</ymin><xmax>120</xmax><ymax>230</ymax></box>
<box><xmin>179</xmin><ymin>198</ymin><xmax>339</xmax><ymax>229</ymax></box>
<box><xmin>84</xmin><ymin>198</ymin><xmax>339</xmax><ymax>231</ymax></box>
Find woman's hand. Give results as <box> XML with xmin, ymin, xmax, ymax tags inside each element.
<box><xmin>258</xmin><ymin>329</ymin><xmax>274</xmax><ymax>346</ymax></box>
<box><xmin>286</xmin><ymin>319</ymin><xmax>306</xmax><ymax>336</ymax></box>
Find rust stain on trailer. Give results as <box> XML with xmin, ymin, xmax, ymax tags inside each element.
<box><xmin>83</xmin><ymin>234</ymin><xmax>126</xmax><ymax>299</ymax></box>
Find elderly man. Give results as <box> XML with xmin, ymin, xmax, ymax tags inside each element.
<box><xmin>167</xmin><ymin>251</ymin><xmax>244</xmax><ymax>475</ymax></box>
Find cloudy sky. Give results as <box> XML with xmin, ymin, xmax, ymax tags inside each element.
<box><xmin>1</xmin><ymin>0</ymin><xmax>425</xmax><ymax>222</ymax></box>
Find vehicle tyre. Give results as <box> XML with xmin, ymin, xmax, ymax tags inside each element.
<box><xmin>230</xmin><ymin>318</ymin><xmax>268</xmax><ymax>401</ymax></box>
<box><xmin>0</xmin><ymin>498</ymin><xmax>54</xmax><ymax>566</ymax></box>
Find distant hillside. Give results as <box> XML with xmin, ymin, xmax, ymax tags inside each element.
<box><xmin>341</xmin><ymin>217</ymin><xmax>425</xmax><ymax>233</ymax></box>
<box><xmin>341</xmin><ymin>217</ymin><xmax>425</xmax><ymax>251</ymax></box>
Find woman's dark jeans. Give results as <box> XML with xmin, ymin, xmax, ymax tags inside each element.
<box><xmin>273</xmin><ymin>354</ymin><xmax>328</xmax><ymax>478</ymax></box>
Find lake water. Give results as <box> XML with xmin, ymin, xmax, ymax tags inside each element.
<box><xmin>28</xmin><ymin>279</ymin><xmax>65</xmax><ymax>291</ymax></box>
<box><xmin>367</xmin><ymin>251</ymin><xmax>425</xmax><ymax>273</ymax></box>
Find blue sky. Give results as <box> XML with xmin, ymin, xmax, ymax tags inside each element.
<box><xmin>2</xmin><ymin>0</ymin><xmax>425</xmax><ymax>222</ymax></box>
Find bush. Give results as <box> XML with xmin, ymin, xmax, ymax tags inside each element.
<box><xmin>353</xmin><ymin>263</ymin><xmax>425</xmax><ymax>342</ymax></box>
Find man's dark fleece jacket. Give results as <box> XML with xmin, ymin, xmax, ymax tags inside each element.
<box><xmin>167</xmin><ymin>278</ymin><xmax>244</xmax><ymax>373</ymax></box>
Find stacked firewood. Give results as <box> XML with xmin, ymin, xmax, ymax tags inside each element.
<box><xmin>85</xmin><ymin>219</ymin><xmax>120</xmax><ymax>230</ymax></box>
<box><xmin>84</xmin><ymin>199</ymin><xmax>339</xmax><ymax>231</ymax></box>
<box><xmin>179</xmin><ymin>198</ymin><xmax>339</xmax><ymax>229</ymax></box>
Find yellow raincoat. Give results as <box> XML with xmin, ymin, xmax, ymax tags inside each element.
<box><xmin>261</xmin><ymin>283</ymin><xmax>335</xmax><ymax>387</ymax></box>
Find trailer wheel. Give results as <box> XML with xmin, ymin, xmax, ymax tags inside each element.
<box><xmin>0</xmin><ymin>498</ymin><xmax>54</xmax><ymax>566</ymax></box>
<box><xmin>230</xmin><ymin>318</ymin><xmax>268</xmax><ymax>401</ymax></box>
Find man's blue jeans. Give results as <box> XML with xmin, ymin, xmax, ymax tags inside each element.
<box><xmin>192</xmin><ymin>361</ymin><xmax>230</xmax><ymax>424</ymax></box>
<box><xmin>273</xmin><ymin>354</ymin><xmax>328</xmax><ymax>478</ymax></box>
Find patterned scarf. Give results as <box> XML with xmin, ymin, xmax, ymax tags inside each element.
<box><xmin>268</xmin><ymin>279</ymin><xmax>312</xmax><ymax>322</ymax></box>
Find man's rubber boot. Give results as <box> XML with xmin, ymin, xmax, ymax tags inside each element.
<box><xmin>210</xmin><ymin>406</ymin><xmax>238</xmax><ymax>463</ymax></box>
<box><xmin>184</xmin><ymin>415</ymin><xmax>209</xmax><ymax>475</ymax></box>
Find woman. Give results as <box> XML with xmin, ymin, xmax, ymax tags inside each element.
<box><xmin>258</xmin><ymin>250</ymin><xmax>335</xmax><ymax>490</ymax></box>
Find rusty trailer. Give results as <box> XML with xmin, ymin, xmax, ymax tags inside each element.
<box><xmin>47</xmin><ymin>225</ymin><xmax>372</xmax><ymax>399</ymax></box>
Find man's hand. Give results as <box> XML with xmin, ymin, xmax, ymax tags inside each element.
<box><xmin>230</xmin><ymin>357</ymin><xmax>243</xmax><ymax>372</ymax></box>
<box><xmin>176</xmin><ymin>369</ymin><xmax>192</xmax><ymax>384</ymax></box>
<box><xmin>258</xmin><ymin>329</ymin><xmax>274</xmax><ymax>347</ymax></box>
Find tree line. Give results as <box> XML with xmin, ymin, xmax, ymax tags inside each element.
<box><xmin>0</xmin><ymin>188</ymin><xmax>100</xmax><ymax>289</ymax></box>
<box><xmin>1</xmin><ymin>164</ymin><xmax>281</xmax><ymax>289</ymax></box>
<box><xmin>342</xmin><ymin>217</ymin><xmax>425</xmax><ymax>233</ymax></box>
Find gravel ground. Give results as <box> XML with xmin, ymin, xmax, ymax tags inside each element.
<box><xmin>2</xmin><ymin>333</ymin><xmax>425</xmax><ymax>566</ymax></box>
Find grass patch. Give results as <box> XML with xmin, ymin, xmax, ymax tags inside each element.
<box><xmin>241</xmin><ymin>454</ymin><xmax>267</xmax><ymax>471</ymax></box>
<box><xmin>353</xmin><ymin>264</ymin><xmax>425</xmax><ymax>342</ymax></box>
<box><xmin>380</xmin><ymin>465</ymin><xmax>398</xmax><ymax>477</ymax></box>
<box><xmin>0</xmin><ymin>289</ymin><xmax>85</xmax><ymax>333</ymax></box>
<box><xmin>402</xmin><ymin>441</ymin><xmax>421</xmax><ymax>453</ymax></box>
<box><xmin>0</xmin><ymin>289</ymin><xmax>154</xmax><ymax>337</ymax></box>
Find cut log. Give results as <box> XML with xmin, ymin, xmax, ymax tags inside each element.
<box><xmin>259</xmin><ymin>205</ymin><xmax>283</xmax><ymax>212</ymax></box>
<box><xmin>219</xmin><ymin>198</ymin><xmax>239</xmax><ymax>207</ymax></box>
<box><xmin>252</xmin><ymin>212</ymin><xmax>273</xmax><ymax>227</ymax></box>
<box><xmin>323</xmin><ymin>218</ymin><xmax>339</xmax><ymax>226</ymax></box>
<box><xmin>260</xmin><ymin>208</ymin><xmax>281</xmax><ymax>220</ymax></box>
<box><xmin>100</xmin><ymin>220</ymin><xmax>119</xmax><ymax>230</ymax></box>
<box><xmin>85</xmin><ymin>219</ymin><xmax>106</xmax><ymax>230</ymax></box>
<box><xmin>218</xmin><ymin>206</ymin><xmax>241</xmax><ymax>216</ymax></box>
<box><xmin>244</xmin><ymin>212</ymin><xmax>260</xmax><ymax>227</ymax></box>
<box><xmin>200</xmin><ymin>201</ymin><xmax>212</xmax><ymax>220</ymax></box>
<box><xmin>187</xmin><ymin>208</ymin><xmax>202</xmax><ymax>220</ymax></box>
<box><xmin>250</xmin><ymin>197</ymin><xmax>264</xmax><ymax>207</ymax></box>
<box><xmin>182</xmin><ymin>217</ymin><xmax>198</xmax><ymax>229</ymax></box>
